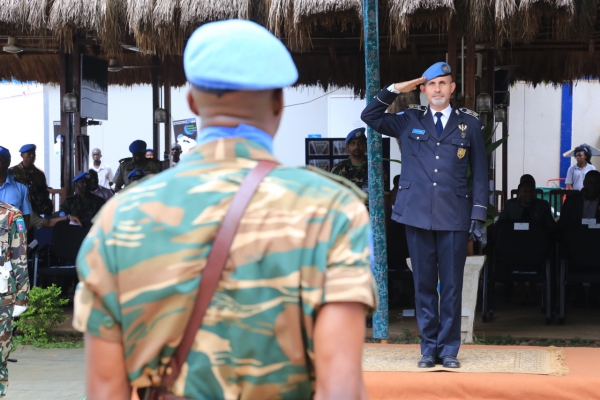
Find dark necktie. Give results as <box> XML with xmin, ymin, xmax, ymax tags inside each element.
<box><xmin>435</xmin><ymin>112</ymin><xmax>444</xmax><ymax>137</ymax></box>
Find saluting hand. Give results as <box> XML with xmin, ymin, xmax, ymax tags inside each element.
<box><xmin>393</xmin><ymin>77</ymin><xmax>427</xmax><ymax>93</ymax></box>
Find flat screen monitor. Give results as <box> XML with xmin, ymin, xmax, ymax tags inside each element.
<box><xmin>80</xmin><ymin>55</ymin><xmax>108</xmax><ymax>120</ymax></box>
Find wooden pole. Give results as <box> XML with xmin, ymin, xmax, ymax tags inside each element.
<box><xmin>151</xmin><ymin>56</ymin><xmax>160</xmax><ymax>159</ymax></box>
<box><xmin>447</xmin><ymin>16</ymin><xmax>457</xmax><ymax>83</ymax></box>
<box><xmin>164</xmin><ymin>56</ymin><xmax>172</xmax><ymax>166</ymax></box>
<box><xmin>465</xmin><ymin>36</ymin><xmax>476</xmax><ymax>110</ymax></box>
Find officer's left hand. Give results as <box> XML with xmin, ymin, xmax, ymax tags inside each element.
<box><xmin>469</xmin><ymin>220</ymin><xmax>484</xmax><ymax>242</ymax></box>
<box><xmin>13</xmin><ymin>305</ymin><xmax>27</xmax><ymax>317</ymax></box>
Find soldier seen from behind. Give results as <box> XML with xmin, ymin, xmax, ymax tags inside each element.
<box><xmin>112</xmin><ymin>140</ymin><xmax>162</xmax><ymax>192</ymax></box>
<box><xmin>0</xmin><ymin>199</ymin><xmax>29</xmax><ymax>396</ymax></box>
<box><xmin>0</xmin><ymin>148</ymin><xmax>31</xmax><ymax>230</ymax></box>
<box><xmin>74</xmin><ymin>19</ymin><xmax>376</xmax><ymax>400</ymax></box>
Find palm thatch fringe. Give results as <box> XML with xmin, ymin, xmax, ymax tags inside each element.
<box><xmin>179</xmin><ymin>0</ymin><xmax>251</xmax><ymax>29</ymax></box>
<box><xmin>388</xmin><ymin>0</ymin><xmax>455</xmax><ymax>50</ymax></box>
<box><xmin>127</xmin><ymin>0</ymin><xmax>157</xmax><ymax>54</ymax></box>
<box><xmin>269</xmin><ymin>0</ymin><xmax>302</xmax><ymax>50</ymax></box>
<box><xmin>494</xmin><ymin>0</ymin><xmax>518</xmax><ymax>44</ymax></box>
<box><xmin>506</xmin><ymin>50</ymin><xmax>600</xmax><ymax>85</ymax></box>
<box><xmin>27</xmin><ymin>0</ymin><xmax>50</xmax><ymax>30</ymax></box>
<box><xmin>101</xmin><ymin>0</ymin><xmax>128</xmax><ymax>56</ymax></box>
<box><xmin>519</xmin><ymin>0</ymin><xmax>575</xmax><ymax>43</ymax></box>
<box><xmin>0</xmin><ymin>0</ymin><xmax>29</xmax><ymax>30</ymax></box>
<box><xmin>460</xmin><ymin>0</ymin><xmax>494</xmax><ymax>39</ymax></box>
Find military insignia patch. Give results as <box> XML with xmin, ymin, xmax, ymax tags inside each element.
<box><xmin>442</xmin><ymin>64</ymin><xmax>450</xmax><ymax>74</ymax></box>
<box><xmin>15</xmin><ymin>217</ymin><xmax>25</xmax><ymax>233</ymax></box>
<box><xmin>457</xmin><ymin>148</ymin><xmax>466</xmax><ymax>159</ymax></box>
<box><xmin>458</xmin><ymin>124</ymin><xmax>467</xmax><ymax>138</ymax></box>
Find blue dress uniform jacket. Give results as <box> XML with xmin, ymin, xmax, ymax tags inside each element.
<box><xmin>361</xmin><ymin>88</ymin><xmax>488</xmax><ymax>231</ymax></box>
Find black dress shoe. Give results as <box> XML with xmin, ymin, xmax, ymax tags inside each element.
<box><xmin>442</xmin><ymin>355</ymin><xmax>461</xmax><ymax>368</ymax></box>
<box><xmin>418</xmin><ymin>355</ymin><xmax>436</xmax><ymax>368</ymax></box>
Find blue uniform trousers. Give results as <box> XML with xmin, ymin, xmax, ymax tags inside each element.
<box><xmin>405</xmin><ymin>226</ymin><xmax>468</xmax><ymax>357</ymax></box>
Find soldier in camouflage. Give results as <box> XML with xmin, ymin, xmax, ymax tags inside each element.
<box><xmin>331</xmin><ymin>127</ymin><xmax>369</xmax><ymax>190</ymax></box>
<box><xmin>112</xmin><ymin>140</ymin><xmax>162</xmax><ymax>192</ymax></box>
<box><xmin>0</xmin><ymin>200</ymin><xmax>30</xmax><ymax>396</ymax></box>
<box><xmin>74</xmin><ymin>20</ymin><xmax>377</xmax><ymax>400</ymax></box>
<box><xmin>9</xmin><ymin>144</ymin><xmax>53</xmax><ymax>216</ymax></box>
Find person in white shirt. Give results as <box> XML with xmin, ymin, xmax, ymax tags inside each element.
<box><xmin>89</xmin><ymin>148</ymin><xmax>114</xmax><ymax>189</ymax></box>
<box><xmin>566</xmin><ymin>145</ymin><xmax>596</xmax><ymax>191</ymax></box>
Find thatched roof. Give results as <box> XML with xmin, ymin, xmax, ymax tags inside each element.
<box><xmin>0</xmin><ymin>0</ymin><xmax>599</xmax><ymax>90</ymax></box>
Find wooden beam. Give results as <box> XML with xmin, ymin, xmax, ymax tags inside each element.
<box><xmin>164</xmin><ymin>55</ymin><xmax>172</xmax><ymax>167</ymax></box>
<box><xmin>447</xmin><ymin>16</ymin><xmax>457</xmax><ymax>83</ymax></box>
<box><xmin>151</xmin><ymin>55</ymin><xmax>160</xmax><ymax>159</ymax></box>
<box><xmin>465</xmin><ymin>36</ymin><xmax>475</xmax><ymax>110</ymax></box>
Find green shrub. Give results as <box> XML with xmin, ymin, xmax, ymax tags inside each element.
<box><xmin>14</xmin><ymin>284</ymin><xmax>68</xmax><ymax>344</ymax></box>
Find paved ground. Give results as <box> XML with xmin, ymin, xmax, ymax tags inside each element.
<box><xmin>8</xmin><ymin>347</ymin><xmax>85</xmax><ymax>399</ymax></box>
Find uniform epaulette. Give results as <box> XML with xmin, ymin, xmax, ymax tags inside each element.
<box><xmin>118</xmin><ymin>157</ymin><xmax>131</xmax><ymax>164</ymax></box>
<box><xmin>304</xmin><ymin>166</ymin><xmax>367</xmax><ymax>201</ymax></box>
<box><xmin>459</xmin><ymin>107</ymin><xmax>480</xmax><ymax>119</ymax></box>
<box><xmin>406</xmin><ymin>104</ymin><xmax>427</xmax><ymax>112</ymax></box>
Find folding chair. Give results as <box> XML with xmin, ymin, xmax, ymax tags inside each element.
<box><xmin>558</xmin><ymin>225</ymin><xmax>600</xmax><ymax>325</ymax></box>
<box><xmin>482</xmin><ymin>220</ymin><xmax>553</xmax><ymax>324</ymax></box>
<box><xmin>37</xmin><ymin>221</ymin><xmax>90</xmax><ymax>289</ymax></box>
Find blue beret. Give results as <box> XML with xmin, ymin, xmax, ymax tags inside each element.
<box><xmin>146</xmin><ymin>148</ymin><xmax>153</xmax><ymax>152</ymax></box>
<box><xmin>346</xmin><ymin>128</ymin><xmax>367</xmax><ymax>145</ymax></box>
<box><xmin>129</xmin><ymin>140</ymin><xmax>147</xmax><ymax>154</ymax></box>
<box><xmin>0</xmin><ymin>146</ymin><xmax>10</xmax><ymax>163</ymax></box>
<box><xmin>19</xmin><ymin>144</ymin><xmax>36</xmax><ymax>153</ymax></box>
<box><xmin>422</xmin><ymin>62</ymin><xmax>452</xmax><ymax>83</ymax></box>
<box><xmin>74</xmin><ymin>172</ymin><xmax>91</xmax><ymax>182</ymax></box>
<box><xmin>128</xmin><ymin>168</ymin><xmax>145</xmax><ymax>180</ymax></box>
<box><xmin>184</xmin><ymin>19</ymin><xmax>298</xmax><ymax>91</ymax></box>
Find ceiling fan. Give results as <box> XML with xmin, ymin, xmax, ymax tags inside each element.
<box><xmin>2</xmin><ymin>36</ymin><xmax>57</xmax><ymax>54</ymax></box>
<box><xmin>107</xmin><ymin>58</ymin><xmax>159</xmax><ymax>72</ymax></box>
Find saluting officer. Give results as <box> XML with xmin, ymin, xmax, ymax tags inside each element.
<box><xmin>113</xmin><ymin>140</ymin><xmax>162</xmax><ymax>192</ymax></box>
<box><xmin>361</xmin><ymin>62</ymin><xmax>487</xmax><ymax>369</ymax></box>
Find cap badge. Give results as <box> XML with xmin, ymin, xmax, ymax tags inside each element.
<box><xmin>356</xmin><ymin>131</ymin><xmax>362</xmax><ymax>137</ymax></box>
<box><xmin>442</xmin><ymin>64</ymin><xmax>450</xmax><ymax>74</ymax></box>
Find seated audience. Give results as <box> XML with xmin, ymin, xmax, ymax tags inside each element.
<box><xmin>88</xmin><ymin>169</ymin><xmax>114</xmax><ymax>201</ymax></box>
<box><xmin>57</xmin><ymin>172</ymin><xmax>106</xmax><ymax>225</ymax></box>
<box><xmin>499</xmin><ymin>181</ymin><xmax>555</xmax><ymax>231</ymax></box>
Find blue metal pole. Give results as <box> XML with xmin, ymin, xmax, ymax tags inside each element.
<box><xmin>363</xmin><ymin>0</ymin><xmax>388</xmax><ymax>339</ymax></box>
<box><xmin>560</xmin><ymin>83</ymin><xmax>573</xmax><ymax>188</ymax></box>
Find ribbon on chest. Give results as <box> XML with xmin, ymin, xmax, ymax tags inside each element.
<box><xmin>457</xmin><ymin>124</ymin><xmax>468</xmax><ymax>159</ymax></box>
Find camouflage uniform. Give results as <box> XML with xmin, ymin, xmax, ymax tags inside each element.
<box><xmin>58</xmin><ymin>194</ymin><xmax>106</xmax><ymax>223</ymax></box>
<box><xmin>74</xmin><ymin>137</ymin><xmax>377</xmax><ymax>399</ymax></box>
<box><xmin>113</xmin><ymin>158</ymin><xmax>162</xmax><ymax>189</ymax></box>
<box><xmin>9</xmin><ymin>163</ymin><xmax>53</xmax><ymax>215</ymax></box>
<box><xmin>330</xmin><ymin>158</ymin><xmax>368</xmax><ymax>189</ymax></box>
<box><xmin>0</xmin><ymin>201</ymin><xmax>29</xmax><ymax>396</ymax></box>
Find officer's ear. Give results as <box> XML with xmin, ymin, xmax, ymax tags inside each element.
<box><xmin>272</xmin><ymin>89</ymin><xmax>284</xmax><ymax>117</ymax></box>
<box><xmin>187</xmin><ymin>90</ymin><xmax>200</xmax><ymax>116</ymax></box>
<box><xmin>450</xmin><ymin>81</ymin><xmax>456</xmax><ymax>94</ymax></box>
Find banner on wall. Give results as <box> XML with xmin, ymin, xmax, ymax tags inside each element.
<box><xmin>173</xmin><ymin>118</ymin><xmax>198</xmax><ymax>153</ymax></box>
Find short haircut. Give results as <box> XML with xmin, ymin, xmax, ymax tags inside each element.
<box><xmin>584</xmin><ymin>170</ymin><xmax>600</xmax><ymax>181</ymax></box>
<box><xmin>517</xmin><ymin>181</ymin><xmax>535</xmax><ymax>191</ymax></box>
<box><xmin>519</xmin><ymin>174</ymin><xmax>536</xmax><ymax>187</ymax></box>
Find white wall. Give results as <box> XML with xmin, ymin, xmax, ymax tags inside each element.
<box><xmin>0</xmin><ymin>82</ymin><xmax>46</xmax><ymax>173</ymax></box>
<box><xmin>572</xmin><ymin>82</ymin><xmax>600</xmax><ymax>151</ymax></box>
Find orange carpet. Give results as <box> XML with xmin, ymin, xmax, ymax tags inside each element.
<box><xmin>364</xmin><ymin>344</ymin><xmax>600</xmax><ymax>400</ymax></box>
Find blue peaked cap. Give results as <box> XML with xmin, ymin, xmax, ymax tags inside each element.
<box><xmin>184</xmin><ymin>20</ymin><xmax>298</xmax><ymax>91</ymax></box>
<box><xmin>128</xmin><ymin>168</ymin><xmax>145</xmax><ymax>180</ymax></box>
<box><xmin>422</xmin><ymin>62</ymin><xmax>452</xmax><ymax>83</ymax></box>
<box><xmin>0</xmin><ymin>146</ymin><xmax>10</xmax><ymax>164</ymax></box>
<box><xmin>346</xmin><ymin>127</ymin><xmax>366</xmax><ymax>145</ymax></box>
<box><xmin>129</xmin><ymin>140</ymin><xmax>147</xmax><ymax>154</ymax></box>
<box><xmin>74</xmin><ymin>172</ymin><xmax>91</xmax><ymax>182</ymax></box>
<box><xmin>19</xmin><ymin>144</ymin><xmax>36</xmax><ymax>153</ymax></box>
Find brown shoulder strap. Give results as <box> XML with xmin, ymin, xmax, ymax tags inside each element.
<box><xmin>161</xmin><ymin>160</ymin><xmax>278</xmax><ymax>389</ymax></box>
